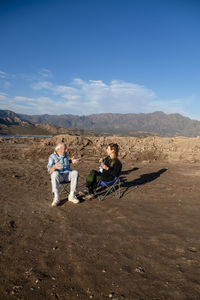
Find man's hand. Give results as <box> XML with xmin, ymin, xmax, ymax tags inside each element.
<box><xmin>49</xmin><ymin>162</ymin><xmax>62</xmax><ymax>174</ymax></box>
<box><xmin>54</xmin><ymin>162</ymin><xmax>62</xmax><ymax>169</ymax></box>
<box><xmin>71</xmin><ymin>157</ymin><xmax>79</xmax><ymax>164</ymax></box>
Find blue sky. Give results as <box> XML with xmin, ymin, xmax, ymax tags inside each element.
<box><xmin>0</xmin><ymin>0</ymin><xmax>200</xmax><ymax>119</ymax></box>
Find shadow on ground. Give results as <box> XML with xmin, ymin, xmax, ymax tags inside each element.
<box><xmin>121</xmin><ymin>167</ymin><xmax>139</xmax><ymax>175</ymax></box>
<box><xmin>121</xmin><ymin>168</ymin><xmax>168</xmax><ymax>197</ymax></box>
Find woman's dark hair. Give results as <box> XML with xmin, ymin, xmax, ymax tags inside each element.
<box><xmin>109</xmin><ymin>143</ymin><xmax>119</xmax><ymax>157</ymax></box>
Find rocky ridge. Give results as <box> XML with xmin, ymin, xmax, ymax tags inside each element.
<box><xmin>1</xmin><ymin>134</ymin><xmax>200</xmax><ymax>163</ymax></box>
<box><xmin>2</xmin><ymin>109</ymin><xmax>200</xmax><ymax>137</ymax></box>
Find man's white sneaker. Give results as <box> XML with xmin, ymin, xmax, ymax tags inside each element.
<box><xmin>68</xmin><ymin>195</ymin><xmax>80</xmax><ymax>204</ymax></box>
<box><xmin>51</xmin><ymin>199</ymin><xmax>60</xmax><ymax>206</ymax></box>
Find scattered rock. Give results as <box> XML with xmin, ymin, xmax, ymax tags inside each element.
<box><xmin>12</xmin><ymin>285</ymin><xmax>23</xmax><ymax>291</ymax></box>
<box><xmin>109</xmin><ymin>292</ymin><xmax>115</xmax><ymax>298</ymax></box>
<box><xmin>188</xmin><ymin>247</ymin><xmax>197</xmax><ymax>252</ymax></box>
<box><xmin>35</xmin><ymin>279</ymin><xmax>41</xmax><ymax>284</ymax></box>
<box><xmin>135</xmin><ymin>266</ymin><xmax>145</xmax><ymax>273</ymax></box>
<box><xmin>9</xmin><ymin>220</ymin><xmax>16</xmax><ymax>228</ymax></box>
<box><xmin>12</xmin><ymin>174</ymin><xmax>19</xmax><ymax>178</ymax></box>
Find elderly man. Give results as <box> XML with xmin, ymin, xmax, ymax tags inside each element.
<box><xmin>47</xmin><ymin>142</ymin><xmax>79</xmax><ymax>206</ymax></box>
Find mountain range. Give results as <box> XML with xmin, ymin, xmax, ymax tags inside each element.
<box><xmin>1</xmin><ymin>109</ymin><xmax>200</xmax><ymax>137</ymax></box>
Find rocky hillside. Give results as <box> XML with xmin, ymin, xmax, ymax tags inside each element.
<box><xmin>1</xmin><ymin>109</ymin><xmax>200</xmax><ymax>137</ymax></box>
<box><xmin>0</xmin><ymin>110</ymin><xmax>96</xmax><ymax>136</ymax></box>
<box><xmin>18</xmin><ymin>111</ymin><xmax>200</xmax><ymax>137</ymax></box>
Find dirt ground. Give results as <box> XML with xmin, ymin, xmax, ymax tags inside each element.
<box><xmin>1</xmin><ymin>138</ymin><xmax>200</xmax><ymax>299</ymax></box>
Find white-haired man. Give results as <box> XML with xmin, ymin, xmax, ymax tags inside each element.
<box><xmin>47</xmin><ymin>142</ymin><xmax>79</xmax><ymax>206</ymax></box>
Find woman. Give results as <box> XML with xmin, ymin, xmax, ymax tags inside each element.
<box><xmin>84</xmin><ymin>143</ymin><xmax>122</xmax><ymax>199</ymax></box>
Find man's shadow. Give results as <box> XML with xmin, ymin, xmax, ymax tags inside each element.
<box><xmin>121</xmin><ymin>168</ymin><xmax>168</xmax><ymax>197</ymax></box>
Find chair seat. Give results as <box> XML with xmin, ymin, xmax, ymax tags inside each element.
<box><xmin>60</xmin><ymin>181</ymin><xmax>70</xmax><ymax>185</ymax></box>
<box><xmin>99</xmin><ymin>177</ymin><xmax>118</xmax><ymax>186</ymax></box>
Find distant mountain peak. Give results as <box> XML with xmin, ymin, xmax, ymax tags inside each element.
<box><xmin>1</xmin><ymin>109</ymin><xmax>200</xmax><ymax>137</ymax></box>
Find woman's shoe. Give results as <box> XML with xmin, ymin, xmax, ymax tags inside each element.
<box><xmin>84</xmin><ymin>193</ymin><xmax>94</xmax><ymax>200</ymax></box>
<box><xmin>78</xmin><ymin>189</ymin><xmax>89</xmax><ymax>197</ymax></box>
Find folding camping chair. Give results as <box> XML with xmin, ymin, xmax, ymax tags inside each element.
<box><xmin>94</xmin><ymin>176</ymin><xmax>121</xmax><ymax>201</ymax></box>
<box><xmin>51</xmin><ymin>180</ymin><xmax>70</xmax><ymax>201</ymax></box>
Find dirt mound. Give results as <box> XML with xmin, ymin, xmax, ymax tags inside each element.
<box><xmin>1</xmin><ymin>135</ymin><xmax>200</xmax><ymax>162</ymax></box>
<box><xmin>51</xmin><ymin>135</ymin><xmax>200</xmax><ymax>163</ymax></box>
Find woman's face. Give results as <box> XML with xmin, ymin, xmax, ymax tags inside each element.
<box><xmin>106</xmin><ymin>146</ymin><xmax>113</xmax><ymax>156</ymax></box>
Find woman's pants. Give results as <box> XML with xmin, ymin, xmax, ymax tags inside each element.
<box><xmin>86</xmin><ymin>170</ymin><xmax>102</xmax><ymax>193</ymax></box>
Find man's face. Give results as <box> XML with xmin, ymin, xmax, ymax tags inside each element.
<box><xmin>57</xmin><ymin>144</ymin><xmax>67</xmax><ymax>156</ymax></box>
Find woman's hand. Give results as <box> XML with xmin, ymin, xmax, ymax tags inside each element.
<box><xmin>101</xmin><ymin>163</ymin><xmax>109</xmax><ymax>170</ymax></box>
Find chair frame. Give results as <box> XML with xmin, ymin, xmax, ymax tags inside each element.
<box><xmin>59</xmin><ymin>181</ymin><xmax>70</xmax><ymax>194</ymax></box>
<box><xmin>52</xmin><ymin>180</ymin><xmax>70</xmax><ymax>200</ymax></box>
<box><xmin>94</xmin><ymin>177</ymin><xmax>121</xmax><ymax>201</ymax></box>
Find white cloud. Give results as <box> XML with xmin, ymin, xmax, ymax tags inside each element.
<box><xmin>14</xmin><ymin>96</ymin><xmax>36</xmax><ymax>102</ymax></box>
<box><xmin>38</xmin><ymin>69</ymin><xmax>53</xmax><ymax>78</ymax></box>
<box><xmin>0</xmin><ymin>75</ymin><xmax>198</xmax><ymax>119</ymax></box>
<box><xmin>30</xmin><ymin>78</ymin><xmax>156</xmax><ymax>114</ymax></box>
<box><xmin>0</xmin><ymin>94</ymin><xmax>62</xmax><ymax>114</ymax></box>
<box><xmin>88</xmin><ymin>80</ymin><xmax>107</xmax><ymax>87</ymax></box>
<box><xmin>0</xmin><ymin>93</ymin><xmax>8</xmax><ymax>99</ymax></box>
<box><xmin>31</xmin><ymin>81</ymin><xmax>53</xmax><ymax>90</ymax></box>
<box><xmin>148</xmin><ymin>96</ymin><xmax>193</xmax><ymax>117</ymax></box>
<box><xmin>0</xmin><ymin>71</ymin><xmax>9</xmax><ymax>79</ymax></box>
<box><xmin>0</xmin><ymin>71</ymin><xmax>12</xmax><ymax>90</ymax></box>
<box><xmin>0</xmin><ymin>80</ymin><xmax>11</xmax><ymax>90</ymax></box>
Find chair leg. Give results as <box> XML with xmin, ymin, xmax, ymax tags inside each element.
<box><xmin>98</xmin><ymin>186</ymin><xmax>111</xmax><ymax>201</ymax></box>
<box><xmin>59</xmin><ymin>183</ymin><xmax>70</xmax><ymax>196</ymax></box>
<box><xmin>115</xmin><ymin>179</ymin><xmax>121</xmax><ymax>199</ymax></box>
<box><xmin>96</xmin><ymin>178</ymin><xmax>121</xmax><ymax>201</ymax></box>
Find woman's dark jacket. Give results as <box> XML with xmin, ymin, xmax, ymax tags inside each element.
<box><xmin>101</xmin><ymin>156</ymin><xmax>122</xmax><ymax>181</ymax></box>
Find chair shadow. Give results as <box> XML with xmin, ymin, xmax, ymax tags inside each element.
<box><xmin>121</xmin><ymin>168</ymin><xmax>168</xmax><ymax>197</ymax></box>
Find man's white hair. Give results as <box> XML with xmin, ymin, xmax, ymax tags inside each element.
<box><xmin>55</xmin><ymin>142</ymin><xmax>65</xmax><ymax>152</ymax></box>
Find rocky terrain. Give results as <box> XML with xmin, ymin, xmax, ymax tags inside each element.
<box><xmin>2</xmin><ymin>109</ymin><xmax>200</xmax><ymax>137</ymax></box>
<box><xmin>1</xmin><ymin>135</ymin><xmax>200</xmax><ymax>299</ymax></box>
<box><xmin>18</xmin><ymin>111</ymin><xmax>200</xmax><ymax>137</ymax></box>
<box><xmin>1</xmin><ymin>134</ymin><xmax>200</xmax><ymax>163</ymax></box>
<box><xmin>0</xmin><ymin>110</ymin><xmax>97</xmax><ymax>137</ymax></box>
